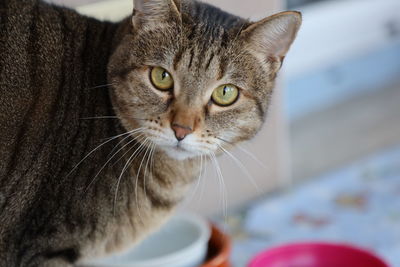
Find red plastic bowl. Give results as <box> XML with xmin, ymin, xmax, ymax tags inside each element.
<box><xmin>248</xmin><ymin>242</ymin><xmax>389</xmax><ymax>267</ymax></box>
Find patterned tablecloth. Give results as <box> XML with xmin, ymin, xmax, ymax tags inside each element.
<box><xmin>220</xmin><ymin>145</ymin><xmax>400</xmax><ymax>267</ymax></box>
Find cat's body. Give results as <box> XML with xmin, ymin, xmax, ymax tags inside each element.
<box><xmin>0</xmin><ymin>0</ymin><xmax>301</xmax><ymax>266</ymax></box>
<box><xmin>0</xmin><ymin>1</ymin><xmax>197</xmax><ymax>265</ymax></box>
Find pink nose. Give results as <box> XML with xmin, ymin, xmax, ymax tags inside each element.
<box><xmin>171</xmin><ymin>123</ymin><xmax>193</xmax><ymax>141</ymax></box>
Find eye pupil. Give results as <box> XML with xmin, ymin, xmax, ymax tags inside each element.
<box><xmin>150</xmin><ymin>67</ymin><xmax>174</xmax><ymax>91</ymax></box>
<box><xmin>211</xmin><ymin>84</ymin><xmax>239</xmax><ymax>107</ymax></box>
<box><xmin>223</xmin><ymin>86</ymin><xmax>227</xmax><ymax>95</ymax></box>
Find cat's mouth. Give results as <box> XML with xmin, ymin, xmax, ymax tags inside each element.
<box><xmin>156</xmin><ymin>140</ymin><xmax>200</xmax><ymax>160</ymax></box>
<box><xmin>171</xmin><ymin>142</ymin><xmax>193</xmax><ymax>154</ymax></box>
<box><xmin>176</xmin><ymin>142</ymin><xmax>186</xmax><ymax>150</ymax></box>
<box><xmin>141</xmin><ymin>130</ymin><xmax>207</xmax><ymax>160</ymax></box>
<box><xmin>164</xmin><ymin>145</ymin><xmax>197</xmax><ymax>160</ymax></box>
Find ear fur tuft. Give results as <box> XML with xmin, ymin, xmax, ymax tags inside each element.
<box><xmin>132</xmin><ymin>0</ymin><xmax>181</xmax><ymax>28</ymax></box>
<box><xmin>241</xmin><ymin>11</ymin><xmax>302</xmax><ymax>63</ymax></box>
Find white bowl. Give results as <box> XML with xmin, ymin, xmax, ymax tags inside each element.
<box><xmin>81</xmin><ymin>213</ymin><xmax>211</xmax><ymax>267</ymax></box>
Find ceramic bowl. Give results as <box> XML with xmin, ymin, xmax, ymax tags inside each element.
<box><xmin>81</xmin><ymin>213</ymin><xmax>211</xmax><ymax>267</ymax></box>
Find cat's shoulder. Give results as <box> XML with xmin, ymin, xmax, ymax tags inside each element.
<box><xmin>2</xmin><ymin>0</ymin><xmax>41</xmax><ymax>12</ymax></box>
<box><xmin>2</xmin><ymin>0</ymin><xmax>79</xmax><ymax>18</ymax></box>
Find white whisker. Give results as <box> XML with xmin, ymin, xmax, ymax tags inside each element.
<box><xmin>236</xmin><ymin>144</ymin><xmax>267</xmax><ymax>170</ymax></box>
<box><xmin>110</xmin><ymin>133</ymin><xmax>147</xmax><ymax>168</ymax></box>
<box><xmin>101</xmin><ymin>127</ymin><xmax>144</xmax><ymax>142</ymax></box>
<box><xmin>86</xmin><ymin>83</ymin><xmax>114</xmax><ymax>90</ymax></box>
<box><xmin>67</xmin><ymin>129</ymin><xmax>137</xmax><ymax>178</ymax></box>
<box><xmin>210</xmin><ymin>152</ymin><xmax>228</xmax><ymax>231</ymax></box>
<box><xmin>194</xmin><ymin>154</ymin><xmax>204</xmax><ymax>203</ymax></box>
<box><xmin>134</xmin><ymin>140</ymin><xmax>153</xmax><ymax>223</ymax></box>
<box><xmin>216</xmin><ymin>137</ymin><xmax>267</xmax><ymax>170</ymax></box>
<box><xmin>142</xmin><ymin>142</ymin><xmax>155</xmax><ymax>202</ymax></box>
<box><xmin>217</xmin><ymin>143</ymin><xmax>261</xmax><ymax>194</ymax></box>
<box><xmin>108</xmin><ymin>128</ymin><xmax>145</xmax><ymax>157</ymax></box>
<box><xmin>113</xmin><ymin>138</ymin><xmax>149</xmax><ymax>215</ymax></box>
<box><xmin>181</xmin><ymin>154</ymin><xmax>204</xmax><ymax>208</ymax></box>
<box><xmin>84</xmin><ymin>134</ymin><xmax>142</xmax><ymax>193</ymax></box>
<box><xmin>198</xmin><ymin>154</ymin><xmax>208</xmax><ymax>203</ymax></box>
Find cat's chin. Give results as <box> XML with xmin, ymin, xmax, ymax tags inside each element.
<box><xmin>162</xmin><ymin>146</ymin><xmax>199</xmax><ymax>161</ymax></box>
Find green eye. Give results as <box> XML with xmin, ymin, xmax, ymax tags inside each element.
<box><xmin>150</xmin><ymin>67</ymin><xmax>174</xmax><ymax>91</ymax></box>
<box><xmin>211</xmin><ymin>84</ymin><xmax>239</xmax><ymax>106</ymax></box>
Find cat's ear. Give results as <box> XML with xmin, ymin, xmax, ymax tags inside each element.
<box><xmin>132</xmin><ymin>0</ymin><xmax>181</xmax><ymax>29</ymax></box>
<box><xmin>241</xmin><ymin>11</ymin><xmax>301</xmax><ymax>65</ymax></box>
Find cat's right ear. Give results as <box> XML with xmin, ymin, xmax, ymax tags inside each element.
<box><xmin>240</xmin><ymin>11</ymin><xmax>301</xmax><ymax>68</ymax></box>
<box><xmin>132</xmin><ymin>0</ymin><xmax>181</xmax><ymax>29</ymax></box>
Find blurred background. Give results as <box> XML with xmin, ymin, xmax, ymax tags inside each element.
<box><xmin>47</xmin><ymin>0</ymin><xmax>400</xmax><ymax>265</ymax></box>
<box><xmin>285</xmin><ymin>0</ymin><xmax>400</xmax><ymax>180</ymax></box>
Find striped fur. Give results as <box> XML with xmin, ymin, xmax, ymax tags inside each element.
<box><xmin>0</xmin><ymin>0</ymin><xmax>300</xmax><ymax>266</ymax></box>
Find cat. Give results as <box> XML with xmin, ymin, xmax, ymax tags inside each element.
<box><xmin>0</xmin><ymin>0</ymin><xmax>301</xmax><ymax>266</ymax></box>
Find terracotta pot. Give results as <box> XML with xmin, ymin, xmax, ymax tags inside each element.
<box><xmin>201</xmin><ymin>224</ymin><xmax>231</xmax><ymax>267</ymax></box>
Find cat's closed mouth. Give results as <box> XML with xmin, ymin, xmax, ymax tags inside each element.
<box><xmin>175</xmin><ymin>143</ymin><xmax>187</xmax><ymax>151</ymax></box>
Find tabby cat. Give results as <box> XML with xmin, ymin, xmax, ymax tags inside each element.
<box><xmin>0</xmin><ymin>0</ymin><xmax>301</xmax><ymax>265</ymax></box>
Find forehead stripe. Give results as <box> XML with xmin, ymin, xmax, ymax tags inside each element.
<box><xmin>173</xmin><ymin>49</ymin><xmax>184</xmax><ymax>70</ymax></box>
<box><xmin>217</xmin><ymin>56</ymin><xmax>226</xmax><ymax>80</ymax></box>
<box><xmin>188</xmin><ymin>47</ymin><xmax>195</xmax><ymax>69</ymax></box>
<box><xmin>204</xmin><ymin>52</ymin><xmax>214</xmax><ymax>71</ymax></box>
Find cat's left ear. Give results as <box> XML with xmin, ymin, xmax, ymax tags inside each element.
<box><xmin>132</xmin><ymin>0</ymin><xmax>181</xmax><ymax>29</ymax></box>
<box><xmin>241</xmin><ymin>11</ymin><xmax>301</xmax><ymax>67</ymax></box>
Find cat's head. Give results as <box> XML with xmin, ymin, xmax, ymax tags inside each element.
<box><xmin>108</xmin><ymin>0</ymin><xmax>301</xmax><ymax>160</ymax></box>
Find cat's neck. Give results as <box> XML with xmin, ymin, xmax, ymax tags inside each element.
<box><xmin>152</xmin><ymin>150</ymin><xmax>200</xmax><ymax>184</ymax></box>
